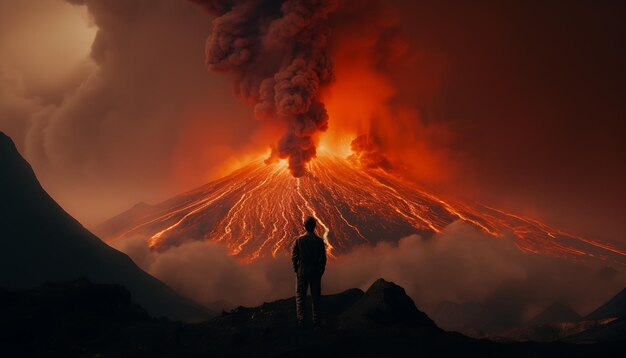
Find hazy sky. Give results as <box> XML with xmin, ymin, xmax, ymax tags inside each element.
<box><xmin>0</xmin><ymin>0</ymin><xmax>624</xmax><ymax>248</ymax></box>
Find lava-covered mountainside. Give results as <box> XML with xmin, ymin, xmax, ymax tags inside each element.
<box><xmin>2</xmin><ymin>278</ymin><xmax>625</xmax><ymax>357</ymax></box>
<box><xmin>99</xmin><ymin>153</ymin><xmax>626</xmax><ymax>263</ymax></box>
<box><xmin>98</xmin><ymin>152</ymin><xmax>626</xmax><ymax>263</ymax></box>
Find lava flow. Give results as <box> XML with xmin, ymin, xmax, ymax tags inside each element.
<box><xmin>98</xmin><ymin>152</ymin><xmax>626</xmax><ymax>264</ymax></box>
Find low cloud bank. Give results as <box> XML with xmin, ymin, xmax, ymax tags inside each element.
<box><xmin>113</xmin><ymin>221</ymin><xmax>625</xmax><ymax>326</ymax></box>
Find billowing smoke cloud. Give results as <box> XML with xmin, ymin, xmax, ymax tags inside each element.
<box><xmin>0</xmin><ymin>0</ymin><xmax>261</xmax><ymax>226</ymax></box>
<box><xmin>348</xmin><ymin>134</ymin><xmax>394</xmax><ymax>172</ymax></box>
<box><xmin>114</xmin><ymin>221</ymin><xmax>625</xmax><ymax>330</ymax></box>
<box><xmin>190</xmin><ymin>0</ymin><xmax>337</xmax><ymax>177</ymax></box>
<box><xmin>115</xmin><ymin>234</ymin><xmax>294</xmax><ymax>310</ymax></box>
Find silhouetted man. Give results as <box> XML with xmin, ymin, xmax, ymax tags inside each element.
<box><xmin>292</xmin><ymin>217</ymin><xmax>327</xmax><ymax>327</ymax></box>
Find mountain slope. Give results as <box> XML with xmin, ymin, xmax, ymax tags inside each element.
<box><xmin>3</xmin><ymin>277</ymin><xmax>625</xmax><ymax>357</ymax></box>
<box><xmin>0</xmin><ymin>132</ymin><xmax>209</xmax><ymax>321</ymax></box>
<box><xmin>587</xmin><ymin>288</ymin><xmax>626</xmax><ymax>320</ymax></box>
<box><xmin>526</xmin><ymin>302</ymin><xmax>581</xmax><ymax>326</ymax></box>
<box><xmin>98</xmin><ymin>151</ymin><xmax>626</xmax><ymax>264</ymax></box>
<box><xmin>340</xmin><ymin>278</ymin><xmax>435</xmax><ymax>328</ymax></box>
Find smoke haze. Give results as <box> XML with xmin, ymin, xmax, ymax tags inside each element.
<box><xmin>113</xmin><ymin>221</ymin><xmax>626</xmax><ymax>329</ymax></box>
<box><xmin>1</xmin><ymin>1</ymin><xmax>625</xmax><ymax>330</ymax></box>
<box><xmin>0</xmin><ymin>0</ymin><xmax>258</xmax><ymax>226</ymax></box>
<box><xmin>0</xmin><ymin>0</ymin><xmax>623</xmax><ymax>247</ymax></box>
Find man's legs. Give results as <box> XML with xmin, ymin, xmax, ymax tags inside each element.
<box><xmin>295</xmin><ymin>274</ymin><xmax>309</xmax><ymax>325</ymax></box>
<box><xmin>310</xmin><ymin>274</ymin><xmax>322</xmax><ymax>325</ymax></box>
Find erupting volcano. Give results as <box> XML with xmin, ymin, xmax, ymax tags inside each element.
<box><xmin>99</xmin><ymin>151</ymin><xmax>626</xmax><ymax>265</ymax></box>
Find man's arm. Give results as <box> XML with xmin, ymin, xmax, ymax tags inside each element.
<box><xmin>291</xmin><ymin>238</ymin><xmax>299</xmax><ymax>273</ymax></box>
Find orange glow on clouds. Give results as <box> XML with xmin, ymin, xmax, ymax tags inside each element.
<box><xmin>167</xmin><ymin>0</ymin><xmax>454</xmax><ymax>191</ymax></box>
<box><xmin>1</xmin><ymin>0</ymin><xmax>96</xmax><ymax>90</ymax></box>
<box><xmin>322</xmin><ymin>54</ymin><xmax>395</xmax><ymax>147</ymax></box>
<box><xmin>319</xmin><ymin>19</ymin><xmax>452</xmax><ymax>185</ymax></box>
<box><xmin>169</xmin><ymin>102</ymin><xmax>286</xmax><ymax>193</ymax></box>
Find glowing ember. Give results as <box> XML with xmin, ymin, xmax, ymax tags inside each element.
<box><xmin>99</xmin><ymin>152</ymin><xmax>626</xmax><ymax>264</ymax></box>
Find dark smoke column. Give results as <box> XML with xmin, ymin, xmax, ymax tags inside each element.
<box><xmin>189</xmin><ymin>0</ymin><xmax>337</xmax><ymax>177</ymax></box>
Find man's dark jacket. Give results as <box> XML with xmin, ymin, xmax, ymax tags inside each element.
<box><xmin>291</xmin><ymin>232</ymin><xmax>326</xmax><ymax>276</ymax></box>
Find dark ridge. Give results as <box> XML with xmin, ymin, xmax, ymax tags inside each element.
<box><xmin>94</xmin><ymin>201</ymin><xmax>154</xmax><ymax>238</ymax></box>
<box><xmin>2</xmin><ymin>278</ymin><xmax>625</xmax><ymax>357</ymax></box>
<box><xmin>587</xmin><ymin>288</ymin><xmax>626</xmax><ymax>320</ymax></box>
<box><xmin>340</xmin><ymin>278</ymin><xmax>436</xmax><ymax>328</ymax></box>
<box><xmin>0</xmin><ymin>131</ymin><xmax>210</xmax><ymax>321</ymax></box>
<box><xmin>526</xmin><ymin>302</ymin><xmax>581</xmax><ymax>326</ymax></box>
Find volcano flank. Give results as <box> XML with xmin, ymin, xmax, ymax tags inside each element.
<box><xmin>98</xmin><ymin>152</ymin><xmax>626</xmax><ymax>264</ymax></box>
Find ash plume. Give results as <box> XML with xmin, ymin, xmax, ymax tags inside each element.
<box><xmin>348</xmin><ymin>134</ymin><xmax>394</xmax><ymax>172</ymax></box>
<box><xmin>190</xmin><ymin>0</ymin><xmax>337</xmax><ymax>177</ymax></box>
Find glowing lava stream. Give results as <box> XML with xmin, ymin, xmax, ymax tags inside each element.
<box><xmin>148</xmin><ymin>184</ymin><xmax>235</xmax><ymax>247</ymax></box>
<box><xmin>296</xmin><ymin>178</ymin><xmax>336</xmax><ymax>258</ymax></box>
<box><xmin>98</xmin><ymin>152</ymin><xmax>626</xmax><ymax>264</ymax></box>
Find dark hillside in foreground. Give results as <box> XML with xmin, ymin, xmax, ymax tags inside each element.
<box><xmin>1</xmin><ymin>278</ymin><xmax>625</xmax><ymax>357</ymax></box>
<box><xmin>0</xmin><ymin>131</ymin><xmax>209</xmax><ymax>321</ymax></box>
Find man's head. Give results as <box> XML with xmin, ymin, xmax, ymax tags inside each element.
<box><xmin>304</xmin><ymin>217</ymin><xmax>317</xmax><ymax>233</ymax></box>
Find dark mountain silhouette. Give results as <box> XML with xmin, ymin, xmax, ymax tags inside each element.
<box><xmin>526</xmin><ymin>302</ymin><xmax>581</xmax><ymax>326</ymax></box>
<box><xmin>497</xmin><ymin>319</ymin><xmax>618</xmax><ymax>343</ymax></box>
<box><xmin>493</xmin><ymin>303</ymin><xmax>594</xmax><ymax>342</ymax></box>
<box><xmin>485</xmin><ymin>291</ymin><xmax>626</xmax><ymax>342</ymax></box>
<box><xmin>556</xmin><ymin>287</ymin><xmax>626</xmax><ymax>342</ymax></box>
<box><xmin>207</xmin><ymin>278</ymin><xmax>436</xmax><ymax>334</ymax></box>
<box><xmin>2</xmin><ymin>278</ymin><xmax>625</xmax><ymax>357</ymax></box>
<box><xmin>431</xmin><ymin>300</ymin><xmax>616</xmax><ymax>343</ymax></box>
<box><xmin>0</xmin><ymin>132</ymin><xmax>209</xmax><ymax>321</ymax></box>
<box><xmin>339</xmin><ymin>278</ymin><xmax>435</xmax><ymax>328</ymax></box>
<box><xmin>586</xmin><ymin>288</ymin><xmax>626</xmax><ymax>320</ymax></box>
<box><xmin>488</xmin><ymin>302</ymin><xmax>584</xmax><ymax>342</ymax></box>
<box><xmin>564</xmin><ymin>318</ymin><xmax>626</xmax><ymax>343</ymax></box>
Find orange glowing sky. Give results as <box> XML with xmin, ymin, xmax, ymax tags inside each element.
<box><xmin>0</xmin><ymin>0</ymin><xmax>624</xmax><ymax>251</ymax></box>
